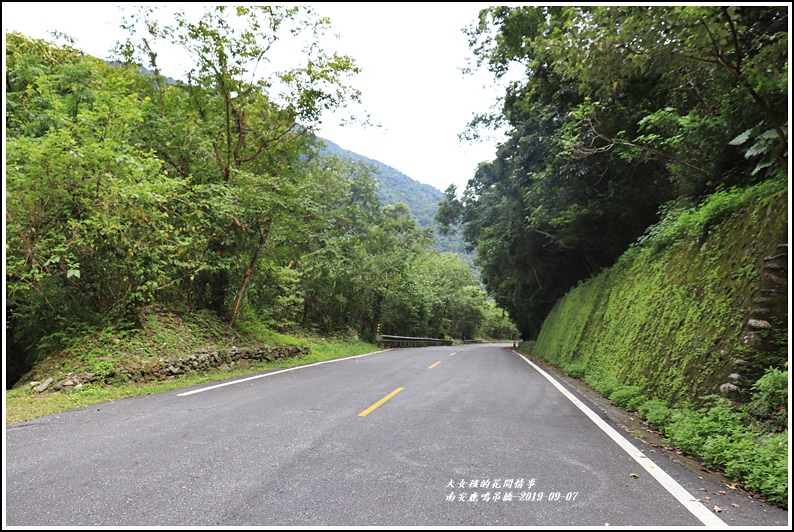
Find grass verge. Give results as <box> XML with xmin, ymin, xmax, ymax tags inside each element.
<box><xmin>5</xmin><ymin>338</ymin><xmax>381</xmax><ymax>426</ymax></box>
<box><xmin>559</xmin><ymin>360</ymin><xmax>789</xmax><ymax>508</ymax></box>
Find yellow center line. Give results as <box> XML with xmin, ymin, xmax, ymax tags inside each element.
<box><xmin>449</xmin><ymin>352</ymin><xmax>456</xmax><ymax>356</ymax></box>
<box><xmin>428</xmin><ymin>361</ymin><xmax>442</xmax><ymax>369</ymax></box>
<box><xmin>358</xmin><ymin>387</ymin><xmax>404</xmax><ymax>417</ymax></box>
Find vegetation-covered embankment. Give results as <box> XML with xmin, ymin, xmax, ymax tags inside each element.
<box><xmin>4</xmin><ymin>309</ymin><xmax>382</xmax><ymax>425</ymax></box>
<box><xmin>520</xmin><ymin>183</ymin><xmax>788</xmax><ymax>507</ymax></box>
<box><xmin>5</xmin><ymin>7</ymin><xmax>519</xmax><ymax>389</ymax></box>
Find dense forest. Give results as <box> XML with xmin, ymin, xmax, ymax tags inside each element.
<box><xmin>437</xmin><ymin>5</ymin><xmax>788</xmax><ymax>340</ymax></box>
<box><xmin>5</xmin><ymin>6</ymin><xmax>517</xmax><ymax>386</ymax></box>
<box><xmin>318</xmin><ymin>138</ymin><xmax>472</xmax><ymax>260</ymax></box>
<box><xmin>319</xmin><ymin>138</ymin><xmax>445</xmax><ymax>229</ymax></box>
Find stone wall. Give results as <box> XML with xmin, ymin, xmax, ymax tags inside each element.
<box><xmin>27</xmin><ymin>344</ymin><xmax>311</xmax><ymax>393</ymax></box>
<box><xmin>721</xmin><ymin>242</ymin><xmax>789</xmax><ymax>400</ymax></box>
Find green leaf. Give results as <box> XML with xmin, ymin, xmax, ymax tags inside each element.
<box><xmin>751</xmin><ymin>152</ymin><xmax>776</xmax><ymax>175</ymax></box>
<box><xmin>729</xmin><ymin>128</ymin><xmax>753</xmax><ymax>146</ymax></box>
<box><xmin>67</xmin><ymin>269</ymin><xmax>81</xmax><ymax>279</ymax></box>
<box><xmin>745</xmin><ymin>139</ymin><xmax>771</xmax><ymax>158</ymax></box>
<box><xmin>759</xmin><ymin>128</ymin><xmax>779</xmax><ymax>140</ymax></box>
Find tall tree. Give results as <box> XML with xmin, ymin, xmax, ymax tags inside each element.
<box><xmin>440</xmin><ymin>6</ymin><xmax>787</xmax><ymax>339</ymax></box>
<box><xmin>552</xmin><ymin>6</ymin><xmax>788</xmax><ymax>177</ymax></box>
<box><xmin>114</xmin><ymin>6</ymin><xmax>364</xmax><ymax>324</ymax></box>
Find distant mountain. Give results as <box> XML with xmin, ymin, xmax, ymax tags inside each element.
<box><xmin>319</xmin><ymin>138</ymin><xmax>473</xmax><ymax>262</ymax></box>
<box><xmin>106</xmin><ymin>61</ymin><xmax>180</xmax><ymax>85</ymax></box>
<box><xmin>319</xmin><ymin>138</ymin><xmax>443</xmax><ymax>228</ymax></box>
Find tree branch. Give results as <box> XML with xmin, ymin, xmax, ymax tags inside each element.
<box><xmin>574</xmin><ymin>115</ymin><xmax>709</xmax><ymax>175</ymax></box>
<box><xmin>722</xmin><ymin>7</ymin><xmax>742</xmax><ymax>73</ymax></box>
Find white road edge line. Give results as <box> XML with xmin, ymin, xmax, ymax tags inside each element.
<box><xmin>513</xmin><ymin>351</ymin><xmax>728</xmax><ymax>528</ymax></box>
<box><xmin>177</xmin><ymin>349</ymin><xmax>392</xmax><ymax>397</ymax></box>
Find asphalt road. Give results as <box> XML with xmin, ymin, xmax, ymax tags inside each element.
<box><xmin>4</xmin><ymin>343</ymin><xmax>789</xmax><ymax>527</ymax></box>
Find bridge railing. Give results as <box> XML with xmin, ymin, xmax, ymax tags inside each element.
<box><xmin>376</xmin><ymin>334</ymin><xmax>453</xmax><ymax>348</ymax></box>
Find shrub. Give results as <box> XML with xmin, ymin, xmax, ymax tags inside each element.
<box><xmin>638</xmin><ymin>399</ymin><xmax>675</xmax><ymax>432</ymax></box>
<box><xmin>741</xmin><ymin>431</ymin><xmax>788</xmax><ymax>507</ymax></box>
<box><xmin>563</xmin><ymin>362</ymin><xmax>587</xmax><ymax>379</ymax></box>
<box><xmin>666</xmin><ymin>396</ymin><xmax>744</xmax><ymax>453</ymax></box>
<box><xmin>585</xmin><ymin>373</ymin><xmax>621</xmax><ymax>397</ymax></box>
<box><xmin>634</xmin><ymin>178</ymin><xmax>788</xmax><ymax>252</ymax></box>
<box><xmin>609</xmin><ymin>385</ymin><xmax>644</xmax><ymax>409</ymax></box>
<box><xmin>701</xmin><ymin>426</ymin><xmax>750</xmax><ymax>466</ymax></box>
<box><xmin>665</xmin><ymin>408</ymin><xmax>707</xmax><ymax>456</ymax></box>
<box><xmin>582</xmin><ymin>376</ymin><xmax>788</xmax><ymax>508</ymax></box>
<box><xmin>626</xmin><ymin>394</ymin><xmax>650</xmax><ymax>412</ymax></box>
<box><xmin>743</xmin><ymin>366</ymin><xmax>788</xmax><ymax>433</ymax></box>
<box><xmin>699</xmin><ymin>428</ymin><xmax>788</xmax><ymax>507</ymax></box>
<box><xmin>666</xmin><ymin>395</ymin><xmax>747</xmax><ymax>458</ymax></box>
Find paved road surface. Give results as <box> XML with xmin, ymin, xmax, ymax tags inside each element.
<box><xmin>5</xmin><ymin>343</ymin><xmax>789</xmax><ymax>527</ymax></box>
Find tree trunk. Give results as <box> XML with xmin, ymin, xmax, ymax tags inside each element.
<box><xmin>229</xmin><ymin>219</ymin><xmax>272</xmax><ymax>326</ymax></box>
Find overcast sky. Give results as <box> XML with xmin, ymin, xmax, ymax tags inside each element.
<box><xmin>3</xmin><ymin>2</ymin><xmax>519</xmax><ymax>193</ymax></box>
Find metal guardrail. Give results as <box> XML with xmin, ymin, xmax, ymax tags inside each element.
<box><xmin>376</xmin><ymin>334</ymin><xmax>453</xmax><ymax>348</ymax></box>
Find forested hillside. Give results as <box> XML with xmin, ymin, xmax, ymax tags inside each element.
<box><xmin>438</xmin><ymin>6</ymin><xmax>788</xmax><ymax>339</ymax></box>
<box><xmin>5</xmin><ymin>4</ymin><xmax>787</xmax><ymax>508</ymax></box>
<box><xmin>319</xmin><ymin>139</ymin><xmax>444</xmax><ymax>228</ymax></box>
<box><xmin>4</xmin><ymin>7</ymin><xmax>517</xmax><ymax>388</ymax></box>
<box><xmin>319</xmin><ymin>138</ymin><xmax>470</xmax><ymax>258</ymax></box>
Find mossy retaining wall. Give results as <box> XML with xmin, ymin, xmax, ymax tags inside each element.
<box><xmin>529</xmin><ymin>191</ymin><xmax>788</xmax><ymax>407</ymax></box>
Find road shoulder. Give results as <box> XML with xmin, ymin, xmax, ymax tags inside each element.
<box><xmin>510</xmin><ymin>348</ymin><xmax>790</xmax><ymax>528</ymax></box>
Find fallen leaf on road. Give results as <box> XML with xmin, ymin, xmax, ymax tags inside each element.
<box><xmin>713</xmin><ymin>506</ymin><xmax>721</xmax><ymax>513</ymax></box>
<box><xmin>731</xmin><ymin>503</ymin><xmax>740</xmax><ymax>508</ymax></box>
<box><xmin>629</xmin><ymin>473</ymin><xmax>639</xmax><ymax>478</ymax></box>
<box><xmin>699</xmin><ymin>488</ymin><xmax>708</xmax><ymax>492</ymax></box>
<box><xmin>718</xmin><ymin>490</ymin><xmax>726</xmax><ymax>495</ymax></box>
